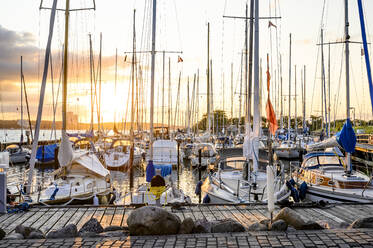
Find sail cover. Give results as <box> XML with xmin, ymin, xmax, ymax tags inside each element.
<box><xmin>36</xmin><ymin>144</ymin><xmax>57</xmax><ymax>162</ymax></box>
<box><xmin>58</xmin><ymin>130</ymin><xmax>73</xmax><ymax>167</ymax></box>
<box><xmin>306</xmin><ymin>119</ymin><xmax>356</xmax><ymax>153</ymax></box>
<box><xmin>336</xmin><ymin>118</ymin><xmax>356</xmax><ymax>153</ymax></box>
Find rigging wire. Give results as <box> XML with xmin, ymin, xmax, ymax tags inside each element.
<box><xmin>310</xmin><ymin>0</ymin><xmax>327</xmax><ymax>117</ymax></box>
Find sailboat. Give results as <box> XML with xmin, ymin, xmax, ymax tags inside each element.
<box><xmin>202</xmin><ymin>1</ymin><xmax>289</xmax><ymax>204</ymax></box>
<box><xmin>6</xmin><ymin>57</ymin><xmax>31</xmax><ymax>165</ymax></box>
<box><xmin>27</xmin><ymin>0</ymin><xmax>112</xmax><ymax>205</ymax></box>
<box><xmin>291</xmin><ymin>0</ymin><xmax>373</xmax><ymax>203</ymax></box>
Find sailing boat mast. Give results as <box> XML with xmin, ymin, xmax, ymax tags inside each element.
<box><xmin>344</xmin><ymin>0</ymin><xmax>352</xmax><ymax>173</ymax></box>
<box><xmin>207</xmin><ymin>23</ymin><xmax>211</xmax><ymax>133</ymax></box>
<box><xmin>89</xmin><ymin>34</ymin><xmax>94</xmax><ymax>133</ymax></box>
<box><xmin>303</xmin><ymin>65</ymin><xmax>306</xmax><ymax>131</ymax></box>
<box><xmin>294</xmin><ymin>65</ymin><xmax>297</xmax><ymax>135</ymax></box>
<box><xmin>252</xmin><ymin>0</ymin><xmax>260</xmax><ymax>177</ymax></box>
<box><xmin>328</xmin><ymin>44</ymin><xmax>331</xmax><ymax>137</ymax></box>
<box><xmin>280</xmin><ymin>55</ymin><xmax>283</xmax><ymax>129</ymax></box>
<box><xmin>27</xmin><ymin>0</ymin><xmax>58</xmax><ymax>193</ymax></box>
<box><xmin>238</xmin><ymin>52</ymin><xmax>243</xmax><ymax>133</ymax></box>
<box><xmin>20</xmin><ymin>56</ymin><xmax>24</xmax><ymax>145</ymax></box>
<box><xmin>288</xmin><ymin>34</ymin><xmax>292</xmax><ymax>139</ymax></box>
<box><xmin>149</xmin><ymin>0</ymin><xmax>157</xmax><ymax>160</ymax></box>
<box><xmin>162</xmin><ymin>50</ymin><xmax>165</xmax><ymax>137</ymax></box>
<box><xmin>114</xmin><ymin>48</ymin><xmax>117</xmax><ymax>131</ymax></box>
<box><xmin>231</xmin><ymin>63</ymin><xmax>234</xmax><ymax>126</ymax></box>
<box><xmin>168</xmin><ymin>57</ymin><xmax>171</xmax><ymax>131</ymax></box>
<box><xmin>129</xmin><ymin>9</ymin><xmax>136</xmax><ymax>189</ymax></box>
<box><xmin>321</xmin><ymin>29</ymin><xmax>327</xmax><ymax>135</ymax></box>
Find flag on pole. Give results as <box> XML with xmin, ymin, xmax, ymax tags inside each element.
<box><xmin>266</xmin><ymin>98</ymin><xmax>278</xmax><ymax>135</ymax></box>
<box><xmin>177</xmin><ymin>55</ymin><xmax>183</xmax><ymax>63</ymax></box>
<box><xmin>268</xmin><ymin>21</ymin><xmax>277</xmax><ymax>29</ymax></box>
<box><xmin>266</xmin><ymin>54</ymin><xmax>278</xmax><ymax>135</ymax></box>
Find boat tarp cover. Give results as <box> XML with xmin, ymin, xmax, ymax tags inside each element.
<box><xmin>153</xmin><ymin>164</ymin><xmax>172</xmax><ymax>177</ymax></box>
<box><xmin>36</xmin><ymin>144</ymin><xmax>57</xmax><ymax>162</ymax></box>
<box><xmin>336</xmin><ymin>118</ymin><xmax>356</xmax><ymax>153</ymax></box>
<box><xmin>70</xmin><ymin>151</ymin><xmax>110</xmax><ymax>178</ymax></box>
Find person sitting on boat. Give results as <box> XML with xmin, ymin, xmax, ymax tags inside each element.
<box><xmin>150</xmin><ymin>169</ymin><xmax>166</xmax><ymax>188</ymax></box>
<box><xmin>6</xmin><ymin>188</ymin><xmax>15</xmax><ymax>205</ymax></box>
<box><xmin>319</xmin><ymin>129</ymin><xmax>325</xmax><ymax>141</ymax></box>
<box><xmin>109</xmin><ymin>188</ymin><xmax>117</xmax><ymax>204</ymax></box>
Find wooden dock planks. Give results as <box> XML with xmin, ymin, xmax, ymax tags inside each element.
<box><xmin>0</xmin><ymin>203</ymin><xmax>372</xmax><ymax>234</ymax></box>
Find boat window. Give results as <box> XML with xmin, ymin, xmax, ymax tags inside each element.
<box><xmin>224</xmin><ymin>160</ymin><xmax>245</xmax><ymax>170</ymax></box>
<box><xmin>318</xmin><ymin>156</ymin><xmax>340</xmax><ymax>165</ymax></box>
<box><xmin>304</xmin><ymin>157</ymin><xmax>318</xmax><ymax>168</ymax></box>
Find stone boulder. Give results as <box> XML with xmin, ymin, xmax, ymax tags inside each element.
<box><xmin>269</xmin><ymin>220</ymin><xmax>288</xmax><ymax>231</ymax></box>
<box><xmin>273</xmin><ymin>207</ymin><xmax>323</xmax><ymax>230</ymax></box>
<box><xmin>0</xmin><ymin>228</ymin><xmax>5</xmax><ymax>240</ymax></box>
<box><xmin>211</xmin><ymin>219</ymin><xmax>246</xmax><ymax>233</ymax></box>
<box><xmin>349</xmin><ymin>217</ymin><xmax>373</xmax><ymax>229</ymax></box>
<box><xmin>192</xmin><ymin>219</ymin><xmax>212</xmax><ymax>233</ymax></box>
<box><xmin>28</xmin><ymin>230</ymin><xmax>45</xmax><ymax>239</ymax></box>
<box><xmin>248</xmin><ymin>222</ymin><xmax>268</xmax><ymax>231</ymax></box>
<box><xmin>15</xmin><ymin>225</ymin><xmax>36</xmax><ymax>238</ymax></box>
<box><xmin>4</xmin><ymin>233</ymin><xmax>24</xmax><ymax>240</ymax></box>
<box><xmin>46</xmin><ymin>224</ymin><xmax>78</xmax><ymax>239</ymax></box>
<box><xmin>78</xmin><ymin>218</ymin><xmax>104</xmax><ymax>235</ymax></box>
<box><xmin>127</xmin><ymin>206</ymin><xmax>181</xmax><ymax>235</ymax></box>
<box><xmin>259</xmin><ymin>219</ymin><xmax>270</xmax><ymax>227</ymax></box>
<box><xmin>179</xmin><ymin>218</ymin><xmax>194</xmax><ymax>234</ymax></box>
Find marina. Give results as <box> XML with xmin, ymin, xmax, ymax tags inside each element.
<box><xmin>1</xmin><ymin>0</ymin><xmax>373</xmax><ymax>246</ymax></box>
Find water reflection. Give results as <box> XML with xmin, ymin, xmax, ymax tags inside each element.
<box><xmin>6</xmin><ymin>159</ymin><xmax>211</xmax><ymax>203</ymax></box>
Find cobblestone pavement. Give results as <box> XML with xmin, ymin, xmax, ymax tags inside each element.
<box><xmin>1</xmin><ymin>229</ymin><xmax>373</xmax><ymax>247</ymax></box>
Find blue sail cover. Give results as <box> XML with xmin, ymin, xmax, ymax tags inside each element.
<box><xmin>153</xmin><ymin>164</ymin><xmax>172</xmax><ymax>178</ymax></box>
<box><xmin>336</xmin><ymin>119</ymin><xmax>356</xmax><ymax>153</ymax></box>
<box><xmin>36</xmin><ymin>144</ymin><xmax>57</xmax><ymax>162</ymax></box>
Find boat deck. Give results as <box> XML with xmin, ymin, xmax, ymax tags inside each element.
<box><xmin>1</xmin><ymin>203</ymin><xmax>373</xmax><ymax>247</ymax></box>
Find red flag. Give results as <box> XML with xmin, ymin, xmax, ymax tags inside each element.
<box><xmin>266</xmin><ymin>98</ymin><xmax>278</xmax><ymax>135</ymax></box>
<box><xmin>266</xmin><ymin>53</ymin><xmax>278</xmax><ymax>135</ymax></box>
<box><xmin>177</xmin><ymin>56</ymin><xmax>183</xmax><ymax>63</ymax></box>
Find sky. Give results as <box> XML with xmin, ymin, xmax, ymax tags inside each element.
<box><xmin>1</xmin><ymin>0</ymin><xmax>373</xmax><ymax>128</ymax></box>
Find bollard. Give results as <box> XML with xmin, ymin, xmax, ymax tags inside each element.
<box><xmin>198</xmin><ymin>148</ymin><xmax>202</xmax><ymax>204</ymax></box>
<box><xmin>0</xmin><ymin>152</ymin><xmax>9</xmax><ymax>213</ymax></box>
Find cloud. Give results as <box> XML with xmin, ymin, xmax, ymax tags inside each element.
<box><xmin>0</xmin><ymin>25</ymin><xmax>39</xmax><ymax>82</ymax></box>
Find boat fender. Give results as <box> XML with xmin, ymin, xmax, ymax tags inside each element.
<box><xmin>299</xmin><ymin>181</ymin><xmax>308</xmax><ymax>201</ymax></box>
<box><xmin>195</xmin><ymin>181</ymin><xmax>203</xmax><ymax>195</ymax></box>
<box><xmin>49</xmin><ymin>186</ymin><xmax>59</xmax><ymax>200</ymax></box>
<box><xmin>93</xmin><ymin>195</ymin><xmax>99</xmax><ymax>205</ymax></box>
<box><xmin>202</xmin><ymin>194</ymin><xmax>210</xmax><ymax>204</ymax></box>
